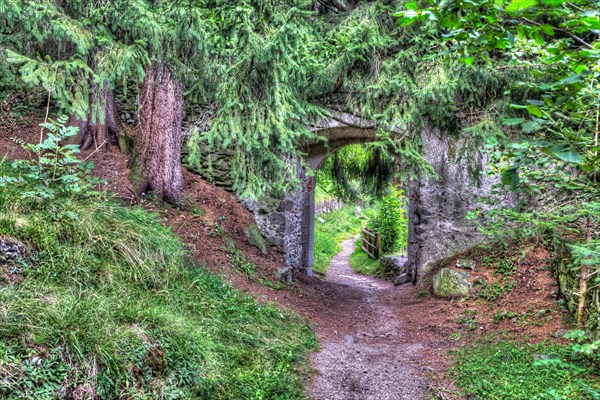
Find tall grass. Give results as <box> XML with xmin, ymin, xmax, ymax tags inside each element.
<box><xmin>0</xmin><ymin>162</ymin><xmax>317</xmax><ymax>399</ymax></box>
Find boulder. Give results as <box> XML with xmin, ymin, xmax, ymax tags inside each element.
<box><xmin>0</xmin><ymin>237</ymin><xmax>27</xmax><ymax>265</ymax></box>
<box><xmin>433</xmin><ymin>268</ymin><xmax>472</xmax><ymax>298</ymax></box>
<box><xmin>394</xmin><ymin>273</ymin><xmax>411</xmax><ymax>286</ymax></box>
<box><xmin>379</xmin><ymin>256</ymin><xmax>406</xmax><ymax>274</ymax></box>
<box><xmin>245</xmin><ymin>222</ymin><xmax>268</xmax><ymax>255</ymax></box>
<box><xmin>456</xmin><ymin>259</ymin><xmax>476</xmax><ymax>270</ymax></box>
<box><xmin>276</xmin><ymin>266</ymin><xmax>293</xmax><ymax>283</ymax></box>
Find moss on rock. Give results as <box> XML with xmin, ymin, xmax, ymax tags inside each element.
<box><xmin>433</xmin><ymin>268</ymin><xmax>472</xmax><ymax>298</ymax></box>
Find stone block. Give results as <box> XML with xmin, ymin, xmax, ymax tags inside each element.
<box><xmin>433</xmin><ymin>268</ymin><xmax>472</xmax><ymax>298</ymax></box>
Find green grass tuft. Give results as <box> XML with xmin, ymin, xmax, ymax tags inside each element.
<box><xmin>451</xmin><ymin>338</ymin><xmax>600</xmax><ymax>399</ymax></box>
<box><xmin>348</xmin><ymin>238</ymin><xmax>380</xmax><ymax>275</ymax></box>
<box><xmin>0</xmin><ymin>162</ymin><xmax>317</xmax><ymax>399</ymax></box>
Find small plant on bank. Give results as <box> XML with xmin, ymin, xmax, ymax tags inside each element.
<box><xmin>473</xmin><ymin>278</ymin><xmax>516</xmax><ymax>302</ymax></box>
<box><xmin>0</xmin><ymin>116</ymin><xmax>102</xmax><ymax>202</ymax></box>
<box><xmin>493</xmin><ymin>309</ymin><xmax>519</xmax><ymax>324</ymax></box>
<box><xmin>458</xmin><ymin>310</ymin><xmax>478</xmax><ymax>330</ymax></box>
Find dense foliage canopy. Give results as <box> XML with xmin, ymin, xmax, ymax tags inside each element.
<box><xmin>0</xmin><ymin>0</ymin><xmax>598</xmax><ymax>321</ymax></box>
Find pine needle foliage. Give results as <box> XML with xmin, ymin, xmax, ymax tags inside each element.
<box><xmin>1</xmin><ymin>0</ymin><xmax>522</xmax><ymax>197</ymax></box>
<box><xmin>318</xmin><ymin>144</ymin><xmax>397</xmax><ymax>201</ymax></box>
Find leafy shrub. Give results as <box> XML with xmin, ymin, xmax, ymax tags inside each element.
<box><xmin>0</xmin><ymin>116</ymin><xmax>100</xmax><ymax>201</ymax></box>
<box><xmin>367</xmin><ymin>188</ymin><xmax>407</xmax><ymax>253</ymax></box>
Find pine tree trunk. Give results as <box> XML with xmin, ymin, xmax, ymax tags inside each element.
<box><xmin>67</xmin><ymin>84</ymin><xmax>126</xmax><ymax>152</ymax></box>
<box><xmin>129</xmin><ymin>62</ymin><xmax>184</xmax><ymax>204</ymax></box>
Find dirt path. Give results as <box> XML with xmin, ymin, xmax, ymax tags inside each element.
<box><xmin>308</xmin><ymin>237</ymin><xmax>427</xmax><ymax>400</ymax></box>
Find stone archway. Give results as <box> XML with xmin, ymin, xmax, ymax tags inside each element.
<box><xmin>299</xmin><ymin>126</ymin><xmax>380</xmax><ymax>277</ymax></box>
<box><xmin>279</xmin><ymin>123</ymin><xmax>516</xmax><ymax>282</ymax></box>
<box><xmin>187</xmin><ymin>112</ymin><xmax>516</xmax><ymax>282</ymax></box>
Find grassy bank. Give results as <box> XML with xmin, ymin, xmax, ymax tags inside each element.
<box><xmin>348</xmin><ymin>239</ymin><xmax>380</xmax><ymax>275</ymax></box>
<box><xmin>312</xmin><ymin>206</ymin><xmax>362</xmax><ymax>274</ymax></box>
<box><xmin>0</xmin><ymin>163</ymin><xmax>317</xmax><ymax>399</ymax></box>
<box><xmin>450</xmin><ymin>336</ymin><xmax>599</xmax><ymax>399</ymax></box>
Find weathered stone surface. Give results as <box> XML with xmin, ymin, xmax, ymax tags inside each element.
<box><xmin>456</xmin><ymin>259</ymin><xmax>476</xmax><ymax>270</ymax></box>
<box><xmin>245</xmin><ymin>222</ymin><xmax>267</xmax><ymax>255</ymax></box>
<box><xmin>0</xmin><ymin>237</ymin><xmax>27</xmax><ymax>265</ymax></box>
<box><xmin>432</xmin><ymin>268</ymin><xmax>472</xmax><ymax>298</ymax></box>
<box><xmin>276</xmin><ymin>266</ymin><xmax>294</xmax><ymax>283</ymax></box>
<box><xmin>406</xmin><ymin>127</ymin><xmax>517</xmax><ymax>279</ymax></box>
<box><xmin>380</xmin><ymin>256</ymin><xmax>407</xmax><ymax>278</ymax></box>
<box><xmin>394</xmin><ymin>273</ymin><xmax>411</xmax><ymax>286</ymax></box>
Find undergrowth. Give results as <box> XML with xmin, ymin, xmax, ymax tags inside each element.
<box><xmin>312</xmin><ymin>206</ymin><xmax>362</xmax><ymax>274</ymax></box>
<box><xmin>452</xmin><ymin>335</ymin><xmax>600</xmax><ymax>399</ymax></box>
<box><xmin>0</xmin><ymin>153</ymin><xmax>317</xmax><ymax>398</ymax></box>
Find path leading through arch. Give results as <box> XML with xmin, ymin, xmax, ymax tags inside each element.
<box><xmin>308</xmin><ymin>237</ymin><xmax>430</xmax><ymax>400</ymax></box>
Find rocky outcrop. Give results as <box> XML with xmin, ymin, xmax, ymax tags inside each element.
<box><xmin>0</xmin><ymin>237</ymin><xmax>28</xmax><ymax>287</ymax></box>
<box><xmin>432</xmin><ymin>268</ymin><xmax>472</xmax><ymax>298</ymax></box>
<box><xmin>394</xmin><ymin>273</ymin><xmax>411</xmax><ymax>286</ymax></box>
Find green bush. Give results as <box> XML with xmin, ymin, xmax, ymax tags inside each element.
<box><xmin>0</xmin><ymin>116</ymin><xmax>100</xmax><ymax>201</ymax></box>
<box><xmin>367</xmin><ymin>188</ymin><xmax>407</xmax><ymax>254</ymax></box>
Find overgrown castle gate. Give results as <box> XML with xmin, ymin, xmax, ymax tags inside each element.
<box><xmin>189</xmin><ymin>113</ymin><xmax>514</xmax><ymax>282</ymax></box>
<box><xmin>246</xmin><ymin>113</ymin><xmax>515</xmax><ymax>282</ymax></box>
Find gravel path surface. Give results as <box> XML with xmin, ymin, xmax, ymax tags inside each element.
<box><xmin>308</xmin><ymin>237</ymin><xmax>425</xmax><ymax>400</ymax></box>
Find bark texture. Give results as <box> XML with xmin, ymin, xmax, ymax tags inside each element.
<box><xmin>68</xmin><ymin>85</ymin><xmax>126</xmax><ymax>152</ymax></box>
<box><xmin>129</xmin><ymin>62</ymin><xmax>184</xmax><ymax>204</ymax></box>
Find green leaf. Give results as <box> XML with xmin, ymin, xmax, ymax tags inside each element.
<box><xmin>526</xmin><ymin>105</ymin><xmax>542</xmax><ymax>117</ymax></box>
<box><xmin>502</xmin><ymin>118</ymin><xmax>525</xmax><ymax>126</ymax></box>
<box><xmin>559</xmin><ymin>74</ymin><xmax>581</xmax><ymax>84</ymax></box>
<box><xmin>539</xmin><ymin>25</ymin><xmax>555</xmax><ymax>36</ymax></box>
<box><xmin>501</xmin><ymin>166</ymin><xmax>520</xmax><ymax>191</ymax></box>
<box><xmin>550</xmin><ymin>144</ymin><xmax>583</xmax><ymax>164</ymax></box>
<box><xmin>505</xmin><ymin>0</ymin><xmax>538</xmax><ymax>12</ymax></box>
<box><xmin>532</xmin><ymin>31</ymin><xmax>544</xmax><ymax>46</ymax></box>
<box><xmin>522</xmin><ymin>121</ymin><xmax>542</xmax><ymax>132</ymax></box>
<box><xmin>507</xmin><ymin>31</ymin><xmax>515</xmax><ymax>46</ymax></box>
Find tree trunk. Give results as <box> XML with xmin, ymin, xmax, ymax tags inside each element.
<box><xmin>129</xmin><ymin>62</ymin><xmax>184</xmax><ymax>204</ymax></box>
<box><xmin>67</xmin><ymin>85</ymin><xmax>127</xmax><ymax>152</ymax></box>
